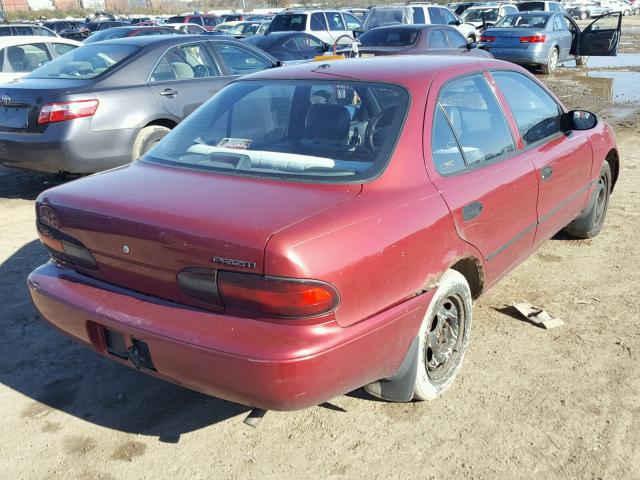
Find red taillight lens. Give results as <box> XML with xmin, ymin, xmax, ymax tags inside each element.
<box><xmin>38</xmin><ymin>99</ymin><xmax>99</xmax><ymax>125</ymax></box>
<box><xmin>519</xmin><ymin>35</ymin><xmax>546</xmax><ymax>43</ymax></box>
<box><xmin>217</xmin><ymin>271</ymin><xmax>339</xmax><ymax>318</ymax></box>
<box><xmin>480</xmin><ymin>35</ymin><xmax>496</xmax><ymax>42</ymax></box>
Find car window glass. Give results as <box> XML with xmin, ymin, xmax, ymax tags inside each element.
<box><xmin>428</xmin><ymin>7</ymin><xmax>446</xmax><ymax>24</ymax></box>
<box><xmin>15</xmin><ymin>26</ymin><xmax>33</xmax><ymax>36</ymax></box>
<box><xmin>282</xmin><ymin>38</ymin><xmax>299</xmax><ymax>51</ymax></box>
<box><xmin>0</xmin><ymin>27</ymin><xmax>11</xmax><ymax>36</ymax></box>
<box><xmin>432</xmin><ymin>105</ymin><xmax>466</xmax><ymax>174</ymax></box>
<box><xmin>326</xmin><ymin>12</ymin><xmax>346</xmax><ymax>31</ymax></box>
<box><xmin>4</xmin><ymin>43</ymin><xmax>51</xmax><ymax>72</ymax></box>
<box><xmin>295</xmin><ymin>35</ymin><xmax>323</xmax><ymax>49</ymax></box>
<box><xmin>203</xmin><ymin>17</ymin><xmax>218</xmax><ymax>27</ymax></box>
<box><xmin>51</xmin><ymin>42</ymin><xmax>77</xmax><ymax>56</ymax></box>
<box><xmin>35</xmin><ymin>27</ymin><xmax>56</xmax><ymax>37</ymax></box>
<box><xmin>191</xmin><ymin>17</ymin><xmax>204</xmax><ymax>25</ymax></box>
<box><xmin>310</xmin><ymin>13</ymin><xmax>327</xmax><ymax>31</ymax></box>
<box><xmin>435</xmin><ymin>74</ymin><xmax>515</xmax><ymax>171</ymax></box>
<box><xmin>444</xmin><ymin>29</ymin><xmax>467</xmax><ymax>48</ymax></box>
<box><xmin>585</xmin><ymin>13</ymin><xmax>619</xmax><ymax>31</ymax></box>
<box><xmin>342</xmin><ymin>12</ymin><xmax>362</xmax><ymax>30</ymax></box>
<box><xmin>412</xmin><ymin>7</ymin><xmax>426</xmax><ymax>23</ymax></box>
<box><xmin>441</xmin><ymin>9</ymin><xmax>459</xmax><ymax>25</ymax></box>
<box><xmin>214</xmin><ymin>43</ymin><xmax>271</xmax><ymax>75</ymax></box>
<box><xmin>492</xmin><ymin>70</ymin><xmax>562</xmax><ymax>145</ymax></box>
<box><xmin>428</xmin><ymin>29</ymin><xmax>448</xmax><ymax>48</ymax></box>
<box><xmin>553</xmin><ymin>15</ymin><xmax>564</xmax><ymax>30</ymax></box>
<box><xmin>152</xmin><ymin>43</ymin><xmax>220</xmax><ymax>81</ymax></box>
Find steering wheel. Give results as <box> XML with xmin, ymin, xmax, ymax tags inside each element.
<box><xmin>365</xmin><ymin>107</ymin><xmax>397</xmax><ymax>151</ymax></box>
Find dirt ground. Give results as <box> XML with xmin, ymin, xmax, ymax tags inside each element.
<box><xmin>1</xmin><ymin>21</ymin><xmax>640</xmax><ymax>480</ymax></box>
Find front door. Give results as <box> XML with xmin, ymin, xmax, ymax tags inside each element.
<box><xmin>425</xmin><ymin>71</ymin><xmax>539</xmax><ymax>286</ymax></box>
<box><xmin>148</xmin><ymin>41</ymin><xmax>228</xmax><ymax>121</ymax></box>
<box><xmin>490</xmin><ymin>70</ymin><xmax>593</xmax><ymax>245</ymax></box>
<box><xmin>578</xmin><ymin>12</ymin><xmax>622</xmax><ymax>56</ymax></box>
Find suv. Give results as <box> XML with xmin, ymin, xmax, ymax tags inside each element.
<box><xmin>166</xmin><ymin>14</ymin><xmax>222</xmax><ymax>31</ymax></box>
<box><xmin>362</xmin><ymin>4</ymin><xmax>479</xmax><ymax>42</ymax></box>
<box><xmin>0</xmin><ymin>24</ymin><xmax>57</xmax><ymax>37</ymax></box>
<box><xmin>42</xmin><ymin>21</ymin><xmax>90</xmax><ymax>40</ymax></box>
<box><xmin>517</xmin><ymin>1</ymin><xmax>566</xmax><ymax>12</ymax></box>
<box><xmin>267</xmin><ymin>9</ymin><xmax>363</xmax><ymax>45</ymax></box>
<box><xmin>459</xmin><ymin>4</ymin><xmax>519</xmax><ymax>29</ymax></box>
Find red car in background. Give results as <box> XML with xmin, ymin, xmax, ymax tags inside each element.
<box><xmin>28</xmin><ymin>56</ymin><xmax>619</xmax><ymax>411</ymax></box>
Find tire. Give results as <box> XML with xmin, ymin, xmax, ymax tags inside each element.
<box><xmin>564</xmin><ymin>161</ymin><xmax>612</xmax><ymax>239</ymax></box>
<box><xmin>467</xmin><ymin>35</ymin><xmax>475</xmax><ymax>44</ymax></box>
<box><xmin>541</xmin><ymin>47</ymin><xmax>559</xmax><ymax>74</ymax></box>
<box><xmin>413</xmin><ymin>269</ymin><xmax>472</xmax><ymax>401</ymax></box>
<box><xmin>623</xmin><ymin>9</ymin><xmax>630</xmax><ymax>16</ymax></box>
<box><xmin>131</xmin><ymin>125</ymin><xmax>171</xmax><ymax>162</ymax></box>
<box><xmin>575</xmin><ymin>55</ymin><xmax>588</xmax><ymax>66</ymax></box>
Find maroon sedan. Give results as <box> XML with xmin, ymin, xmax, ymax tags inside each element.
<box><xmin>29</xmin><ymin>56</ymin><xmax>618</xmax><ymax>411</ymax></box>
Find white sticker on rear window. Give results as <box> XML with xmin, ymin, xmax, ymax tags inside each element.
<box><xmin>217</xmin><ymin>138</ymin><xmax>252</xmax><ymax>150</ymax></box>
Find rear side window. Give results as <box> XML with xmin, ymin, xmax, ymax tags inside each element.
<box><xmin>492</xmin><ymin>70</ymin><xmax>562</xmax><ymax>145</ymax></box>
<box><xmin>271</xmin><ymin>14</ymin><xmax>308</xmax><ymax>32</ymax></box>
<box><xmin>412</xmin><ymin>7</ymin><xmax>426</xmax><ymax>23</ymax></box>
<box><xmin>441</xmin><ymin>8</ymin><xmax>460</xmax><ymax>25</ymax></box>
<box><xmin>494</xmin><ymin>14</ymin><xmax>549</xmax><ymax>28</ymax></box>
<box><xmin>34</xmin><ymin>27</ymin><xmax>56</xmax><ymax>37</ymax></box>
<box><xmin>0</xmin><ymin>27</ymin><xmax>11</xmax><ymax>36</ymax></box>
<box><xmin>310</xmin><ymin>13</ymin><xmax>327</xmax><ymax>31</ymax></box>
<box><xmin>431</xmin><ymin>74</ymin><xmax>515</xmax><ymax>174</ymax></box>
<box><xmin>15</xmin><ymin>26</ymin><xmax>33</xmax><ymax>36</ymax></box>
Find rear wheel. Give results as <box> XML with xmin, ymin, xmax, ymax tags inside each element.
<box><xmin>576</xmin><ymin>55</ymin><xmax>588</xmax><ymax>66</ymax></box>
<box><xmin>564</xmin><ymin>162</ymin><xmax>611</xmax><ymax>239</ymax></box>
<box><xmin>541</xmin><ymin>47</ymin><xmax>559</xmax><ymax>74</ymax></box>
<box><xmin>623</xmin><ymin>9</ymin><xmax>630</xmax><ymax>16</ymax></box>
<box><xmin>131</xmin><ymin>125</ymin><xmax>170</xmax><ymax>162</ymax></box>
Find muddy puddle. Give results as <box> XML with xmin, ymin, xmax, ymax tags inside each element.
<box><xmin>562</xmin><ymin>53</ymin><xmax>640</xmax><ymax>70</ymax></box>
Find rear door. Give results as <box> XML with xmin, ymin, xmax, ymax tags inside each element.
<box><xmin>211</xmin><ymin>42</ymin><xmax>274</xmax><ymax>78</ymax></box>
<box><xmin>148</xmin><ymin>41</ymin><xmax>227</xmax><ymax>121</ymax></box>
<box><xmin>552</xmin><ymin>13</ymin><xmax>572</xmax><ymax>60</ymax></box>
<box><xmin>424</xmin><ymin>71</ymin><xmax>539</xmax><ymax>286</ymax></box>
<box><xmin>578</xmin><ymin>12</ymin><xmax>622</xmax><ymax>55</ymax></box>
<box><xmin>293</xmin><ymin>34</ymin><xmax>326</xmax><ymax>59</ymax></box>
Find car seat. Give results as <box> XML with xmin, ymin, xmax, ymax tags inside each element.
<box><xmin>7</xmin><ymin>46</ymin><xmax>26</xmax><ymax>71</ymax></box>
<box><xmin>171</xmin><ymin>61</ymin><xmax>194</xmax><ymax>79</ymax></box>
<box><xmin>301</xmin><ymin>103</ymin><xmax>350</xmax><ymax>150</ymax></box>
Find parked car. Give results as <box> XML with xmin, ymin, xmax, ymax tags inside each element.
<box><xmin>0</xmin><ymin>36</ymin><xmax>279</xmax><ymax>173</ymax></box>
<box><xmin>226</xmin><ymin>21</ymin><xmax>271</xmax><ymax>37</ymax></box>
<box><xmin>517</xmin><ymin>1</ymin><xmax>566</xmax><ymax>12</ymax></box>
<box><xmin>87</xmin><ymin>21</ymin><xmax>129</xmax><ymax>34</ymax></box>
<box><xmin>28</xmin><ymin>55</ymin><xmax>620</xmax><ymax>412</ymax></box>
<box><xmin>460</xmin><ymin>4</ymin><xmax>520</xmax><ymax>30</ymax></box>
<box><xmin>214</xmin><ymin>21</ymin><xmax>242</xmax><ymax>33</ymax></box>
<box><xmin>83</xmin><ymin>26</ymin><xmax>184</xmax><ymax>44</ymax></box>
<box><xmin>565</xmin><ymin>2</ymin><xmax>610</xmax><ymax>19</ymax></box>
<box><xmin>0</xmin><ymin>24</ymin><xmax>57</xmax><ymax>37</ymax></box>
<box><xmin>220</xmin><ymin>13</ymin><xmax>244</xmax><ymax>22</ymax></box>
<box><xmin>480</xmin><ymin>11</ymin><xmax>622</xmax><ymax>72</ymax></box>
<box><xmin>0</xmin><ymin>36</ymin><xmax>80</xmax><ymax>83</ymax></box>
<box><xmin>599</xmin><ymin>0</ymin><xmax>633</xmax><ymax>15</ymax></box>
<box><xmin>448</xmin><ymin>2</ymin><xmax>486</xmax><ymax>16</ymax></box>
<box><xmin>164</xmin><ymin>23</ymin><xmax>208</xmax><ymax>34</ymax></box>
<box><xmin>165</xmin><ymin>14</ymin><xmax>221</xmax><ymax>31</ymax></box>
<box><xmin>267</xmin><ymin>9</ymin><xmax>362</xmax><ymax>45</ymax></box>
<box><xmin>341</xmin><ymin>7</ymin><xmax>369</xmax><ymax>20</ymax></box>
<box><xmin>42</xmin><ymin>21</ymin><xmax>90</xmax><ymax>40</ymax></box>
<box><xmin>129</xmin><ymin>17</ymin><xmax>151</xmax><ymax>25</ymax></box>
<box><xmin>355</xmin><ymin>25</ymin><xmax>492</xmax><ymax>57</ymax></box>
<box><xmin>245</xmin><ymin>32</ymin><xmax>329</xmax><ymax>60</ymax></box>
<box><xmin>362</xmin><ymin>4</ymin><xmax>479</xmax><ymax>43</ymax></box>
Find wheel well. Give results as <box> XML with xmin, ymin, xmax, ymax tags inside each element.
<box><xmin>145</xmin><ymin>119</ymin><xmax>177</xmax><ymax>130</ymax></box>
<box><xmin>605</xmin><ymin>149</ymin><xmax>619</xmax><ymax>193</ymax></box>
<box><xmin>451</xmin><ymin>257</ymin><xmax>484</xmax><ymax>300</ymax></box>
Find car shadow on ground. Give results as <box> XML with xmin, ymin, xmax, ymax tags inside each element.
<box><xmin>0</xmin><ymin>166</ymin><xmax>71</xmax><ymax>201</ymax></box>
<box><xmin>0</xmin><ymin>240</ymin><xmax>250</xmax><ymax>442</ymax></box>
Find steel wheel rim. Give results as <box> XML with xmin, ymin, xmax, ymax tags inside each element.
<box><xmin>425</xmin><ymin>294</ymin><xmax>466</xmax><ymax>383</ymax></box>
<box><xmin>595</xmin><ymin>174</ymin><xmax>608</xmax><ymax>224</ymax></box>
<box><xmin>549</xmin><ymin>49</ymin><xmax>558</xmax><ymax>71</ymax></box>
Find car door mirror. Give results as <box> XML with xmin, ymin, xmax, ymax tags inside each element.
<box><xmin>467</xmin><ymin>42</ymin><xmax>478</xmax><ymax>49</ymax></box>
<box><xmin>566</xmin><ymin>110</ymin><xmax>597</xmax><ymax>130</ymax></box>
<box><xmin>352</xmin><ymin>29</ymin><xmax>364</xmax><ymax>38</ymax></box>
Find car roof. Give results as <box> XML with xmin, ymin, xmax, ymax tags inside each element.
<box><xmin>0</xmin><ymin>35</ymin><xmax>80</xmax><ymax>47</ymax></box>
<box><xmin>246</xmin><ymin>55</ymin><xmax>503</xmax><ymax>85</ymax></box>
<box><xmin>91</xmin><ymin>34</ymin><xmax>246</xmax><ymax>48</ymax></box>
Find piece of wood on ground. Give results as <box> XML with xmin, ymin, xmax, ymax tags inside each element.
<box><xmin>512</xmin><ymin>303</ymin><xmax>564</xmax><ymax>329</ymax></box>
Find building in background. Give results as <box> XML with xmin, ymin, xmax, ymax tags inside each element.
<box><xmin>81</xmin><ymin>0</ymin><xmax>106</xmax><ymax>10</ymax></box>
<box><xmin>4</xmin><ymin>0</ymin><xmax>30</xmax><ymax>12</ymax></box>
<box><xmin>26</xmin><ymin>0</ymin><xmax>54</xmax><ymax>9</ymax></box>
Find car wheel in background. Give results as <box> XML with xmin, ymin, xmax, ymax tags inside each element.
<box><xmin>541</xmin><ymin>47</ymin><xmax>559</xmax><ymax>74</ymax></box>
<box><xmin>623</xmin><ymin>9</ymin><xmax>630</xmax><ymax>15</ymax></box>
<box><xmin>576</xmin><ymin>55</ymin><xmax>588</xmax><ymax>66</ymax></box>
<box><xmin>580</xmin><ymin>11</ymin><xmax>588</xmax><ymax>20</ymax></box>
<box><xmin>412</xmin><ymin>269</ymin><xmax>472</xmax><ymax>401</ymax></box>
<box><xmin>467</xmin><ymin>35</ymin><xmax>476</xmax><ymax>43</ymax></box>
<box><xmin>132</xmin><ymin>125</ymin><xmax>171</xmax><ymax>161</ymax></box>
<box><xmin>564</xmin><ymin>161</ymin><xmax>611</xmax><ymax>239</ymax></box>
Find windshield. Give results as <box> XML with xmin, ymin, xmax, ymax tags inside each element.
<box><xmin>461</xmin><ymin>8</ymin><xmax>499</xmax><ymax>22</ymax></box>
<box><xmin>28</xmin><ymin>44</ymin><xmax>140</xmax><ymax>80</ymax></box>
<box><xmin>359</xmin><ymin>28</ymin><xmax>420</xmax><ymax>46</ymax></box>
<box><xmin>229</xmin><ymin>22</ymin><xmax>262</xmax><ymax>35</ymax></box>
<box><xmin>167</xmin><ymin>16</ymin><xmax>186</xmax><ymax>23</ymax></box>
<box><xmin>269</xmin><ymin>14</ymin><xmax>307</xmax><ymax>32</ymax></box>
<box><xmin>494</xmin><ymin>14</ymin><xmax>550</xmax><ymax>28</ymax></box>
<box><xmin>144</xmin><ymin>80</ymin><xmax>409</xmax><ymax>183</ymax></box>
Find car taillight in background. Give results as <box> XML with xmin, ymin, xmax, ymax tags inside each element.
<box><xmin>519</xmin><ymin>35</ymin><xmax>546</xmax><ymax>43</ymax></box>
<box><xmin>36</xmin><ymin>204</ymin><xmax>98</xmax><ymax>270</ymax></box>
<box><xmin>177</xmin><ymin>268</ymin><xmax>340</xmax><ymax>318</ymax></box>
<box><xmin>38</xmin><ymin>99</ymin><xmax>99</xmax><ymax>125</ymax></box>
<box><xmin>480</xmin><ymin>35</ymin><xmax>496</xmax><ymax>42</ymax></box>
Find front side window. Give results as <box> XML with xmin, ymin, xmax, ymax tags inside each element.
<box><xmin>428</xmin><ymin>30</ymin><xmax>448</xmax><ymax>49</ymax></box>
<box><xmin>151</xmin><ymin>43</ymin><xmax>220</xmax><ymax>82</ymax></box>
<box><xmin>295</xmin><ymin>35</ymin><xmax>323</xmax><ymax>50</ymax></box>
<box><xmin>3</xmin><ymin>43</ymin><xmax>51</xmax><ymax>72</ymax></box>
<box><xmin>34</xmin><ymin>27</ymin><xmax>56</xmax><ymax>37</ymax></box>
<box><xmin>428</xmin><ymin>7</ymin><xmax>446</xmax><ymax>24</ymax></box>
<box><xmin>144</xmin><ymin>80</ymin><xmax>409</xmax><ymax>183</ymax></box>
<box><xmin>412</xmin><ymin>7</ymin><xmax>426</xmax><ymax>23</ymax></box>
<box><xmin>441</xmin><ymin>9</ymin><xmax>459</xmax><ymax>25</ymax></box>
<box><xmin>444</xmin><ymin>29</ymin><xmax>468</xmax><ymax>48</ymax></box>
<box><xmin>431</xmin><ymin>74</ymin><xmax>515</xmax><ymax>174</ymax></box>
<box><xmin>214</xmin><ymin>44</ymin><xmax>271</xmax><ymax>75</ymax></box>
<box><xmin>492</xmin><ymin>70</ymin><xmax>562</xmax><ymax>145</ymax></box>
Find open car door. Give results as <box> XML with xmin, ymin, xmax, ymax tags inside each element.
<box><xmin>578</xmin><ymin>12</ymin><xmax>622</xmax><ymax>56</ymax></box>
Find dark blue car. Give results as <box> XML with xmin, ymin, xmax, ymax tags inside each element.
<box><xmin>244</xmin><ymin>32</ymin><xmax>329</xmax><ymax>61</ymax></box>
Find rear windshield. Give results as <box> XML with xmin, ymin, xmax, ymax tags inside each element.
<box><xmin>28</xmin><ymin>44</ymin><xmax>140</xmax><ymax>80</ymax></box>
<box><xmin>144</xmin><ymin>80</ymin><xmax>409</xmax><ymax>183</ymax></box>
<box><xmin>167</xmin><ymin>16</ymin><xmax>186</xmax><ymax>23</ymax></box>
<box><xmin>461</xmin><ymin>8</ymin><xmax>499</xmax><ymax>22</ymax></box>
<box><xmin>518</xmin><ymin>2</ymin><xmax>545</xmax><ymax>11</ymax></box>
<box><xmin>362</xmin><ymin>7</ymin><xmax>412</xmax><ymax>30</ymax></box>
<box><xmin>494</xmin><ymin>14</ymin><xmax>550</xmax><ymax>28</ymax></box>
<box><xmin>269</xmin><ymin>14</ymin><xmax>307</xmax><ymax>32</ymax></box>
<box><xmin>358</xmin><ymin>28</ymin><xmax>420</xmax><ymax>46</ymax></box>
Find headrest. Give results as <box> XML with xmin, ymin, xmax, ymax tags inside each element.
<box><xmin>304</xmin><ymin>103</ymin><xmax>350</xmax><ymax>144</ymax></box>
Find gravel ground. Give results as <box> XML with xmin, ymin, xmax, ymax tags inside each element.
<box><xmin>0</xmin><ymin>19</ymin><xmax>639</xmax><ymax>480</ymax></box>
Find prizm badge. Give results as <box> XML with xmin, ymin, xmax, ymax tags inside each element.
<box><xmin>212</xmin><ymin>257</ymin><xmax>257</xmax><ymax>269</ymax></box>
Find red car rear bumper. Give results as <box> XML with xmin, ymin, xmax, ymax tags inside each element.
<box><xmin>28</xmin><ymin>262</ymin><xmax>429</xmax><ymax>411</ymax></box>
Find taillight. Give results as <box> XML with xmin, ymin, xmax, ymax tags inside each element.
<box><xmin>38</xmin><ymin>99</ymin><xmax>99</xmax><ymax>125</ymax></box>
<box><xmin>520</xmin><ymin>35</ymin><xmax>546</xmax><ymax>43</ymax></box>
<box><xmin>36</xmin><ymin>205</ymin><xmax>97</xmax><ymax>270</ymax></box>
<box><xmin>480</xmin><ymin>35</ymin><xmax>496</xmax><ymax>42</ymax></box>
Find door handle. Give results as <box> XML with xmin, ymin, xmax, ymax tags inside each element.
<box><xmin>159</xmin><ymin>88</ymin><xmax>178</xmax><ymax>97</ymax></box>
<box><xmin>462</xmin><ymin>201</ymin><xmax>483</xmax><ymax>222</ymax></box>
<box><xmin>541</xmin><ymin>166</ymin><xmax>553</xmax><ymax>181</ymax></box>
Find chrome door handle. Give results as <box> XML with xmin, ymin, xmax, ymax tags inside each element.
<box><xmin>462</xmin><ymin>201</ymin><xmax>483</xmax><ymax>222</ymax></box>
<box><xmin>541</xmin><ymin>166</ymin><xmax>553</xmax><ymax>181</ymax></box>
<box><xmin>159</xmin><ymin>88</ymin><xmax>178</xmax><ymax>97</ymax></box>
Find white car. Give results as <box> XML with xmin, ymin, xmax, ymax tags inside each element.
<box><xmin>599</xmin><ymin>0</ymin><xmax>633</xmax><ymax>15</ymax></box>
<box><xmin>267</xmin><ymin>9</ymin><xmax>363</xmax><ymax>45</ymax></box>
<box><xmin>164</xmin><ymin>22</ymin><xmax>208</xmax><ymax>34</ymax></box>
<box><xmin>460</xmin><ymin>4</ymin><xmax>520</xmax><ymax>29</ymax></box>
<box><xmin>0</xmin><ymin>36</ymin><xmax>81</xmax><ymax>84</ymax></box>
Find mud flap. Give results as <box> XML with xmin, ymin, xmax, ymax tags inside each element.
<box><xmin>365</xmin><ymin>336</ymin><xmax>419</xmax><ymax>402</ymax></box>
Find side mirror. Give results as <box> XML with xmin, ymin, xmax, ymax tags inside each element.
<box><xmin>467</xmin><ymin>42</ymin><xmax>478</xmax><ymax>49</ymax></box>
<box><xmin>566</xmin><ymin>110</ymin><xmax>597</xmax><ymax>130</ymax></box>
<box><xmin>352</xmin><ymin>29</ymin><xmax>364</xmax><ymax>38</ymax></box>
